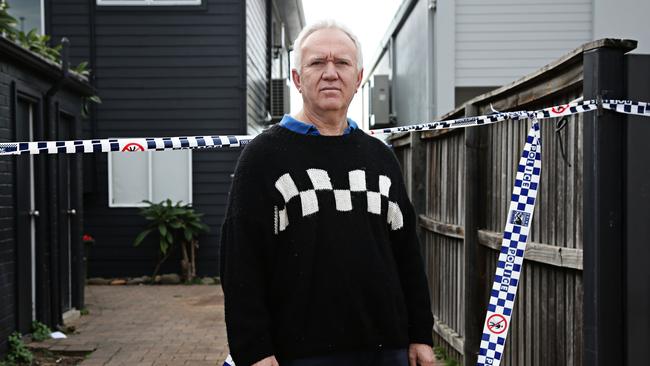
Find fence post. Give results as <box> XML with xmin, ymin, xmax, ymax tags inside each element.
<box><xmin>624</xmin><ymin>54</ymin><xmax>650</xmax><ymax>366</ymax></box>
<box><xmin>463</xmin><ymin>103</ymin><xmax>484</xmax><ymax>365</ymax></box>
<box><xmin>582</xmin><ymin>41</ymin><xmax>634</xmax><ymax>366</ymax></box>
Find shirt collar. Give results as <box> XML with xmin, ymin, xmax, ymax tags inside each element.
<box><xmin>279</xmin><ymin>114</ymin><xmax>357</xmax><ymax>136</ymax></box>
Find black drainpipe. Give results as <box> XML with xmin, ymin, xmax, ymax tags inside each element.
<box><xmin>44</xmin><ymin>37</ymin><xmax>70</xmax><ymax>328</ymax></box>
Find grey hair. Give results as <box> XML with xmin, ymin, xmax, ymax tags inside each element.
<box><xmin>292</xmin><ymin>19</ymin><xmax>363</xmax><ymax>74</ymax></box>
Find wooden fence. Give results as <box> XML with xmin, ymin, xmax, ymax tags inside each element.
<box><xmin>388</xmin><ymin>39</ymin><xmax>637</xmax><ymax>366</ymax></box>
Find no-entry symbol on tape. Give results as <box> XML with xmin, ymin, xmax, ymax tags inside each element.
<box><xmin>122</xmin><ymin>142</ymin><xmax>145</xmax><ymax>152</ymax></box>
<box><xmin>487</xmin><ymin>314</ymin><xmax>508</xmax><ymax>335</ymax></box>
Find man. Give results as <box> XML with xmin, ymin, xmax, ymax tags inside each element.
<box><xmin>220</xmin><ymin>20</ymin><xmax>435</xmax><ymax>366</ymax></box>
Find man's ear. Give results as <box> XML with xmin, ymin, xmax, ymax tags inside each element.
<box><xmin>355</xmin><ymin>68</ymin><xmax>364</xmax><ymax>91</ymax></box>
<box><xmin>291</xmin><ymin>68</ymin><xmax>302</xmax><ymax>93</ymax></box>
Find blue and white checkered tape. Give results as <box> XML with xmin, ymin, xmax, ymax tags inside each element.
<box><xmin>0</xmin><ymin>135</ymin><xmax>253</xmax><ymax>156</ymax></box>
<box><xmin>476</xmin><ymin>119</ymin><xmax>542</xmax><ymax>366</ymax></box>
<box><xmin>0</xmin><ymin>99</ymin><xmax>646</xmax><ymax>156</ymax></box>
<box><xmin>223</xmin><ymin>354</ymin><xmax>235</xmax><ymax>366</ymax></box>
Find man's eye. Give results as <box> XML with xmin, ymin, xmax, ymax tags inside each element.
<box><xmin>311</xmin><ymin>61</ymin><xmax>324</xmax><ymax>65</ymax></box>
<box><xmin>337</xmin><ymin>61</ymin><xmax>350</xmax><ymax>65</ymax></box>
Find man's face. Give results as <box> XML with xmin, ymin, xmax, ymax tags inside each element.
<box><xmin>292</xmin><ymin>28</ymin><xmax>363</xmax><ymax>115</ymax></box>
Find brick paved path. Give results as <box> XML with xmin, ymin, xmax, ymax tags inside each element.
<box><xmin>32</xmin><ymin>285</ymin><xmax>443</xmax><ymax>366</ymax></box>
<box><xmin>37</xmin><ymin>285</ymin><xmax>229</xmax><ymax>366</ymax></box>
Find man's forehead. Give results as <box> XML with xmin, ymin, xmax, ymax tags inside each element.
<box><xmin>301</xmin><ymin>28</ymin><xmax>357</xmax><ymax>57</ymax></box>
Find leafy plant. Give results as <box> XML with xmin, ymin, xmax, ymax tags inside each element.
<box><xmin>433</xmin><ymin>345</ymin><xmax>459</xmax><ymax>366</ymax></box>
<box><xmin>134</xmin><ymin>199</ymin><xmax>209</xmax><ymax>281</ymax></box>
<box><xmin>4</xmin><ymin>332</ymin><xmax>33</xmax><ymax>365</ymax></box>
<box><xmin>80</xmin><ymin>308</ymin><xmax>90</xmax><ymax>316</ymax></box>
<box><xmin>433</xmin><ymin>346</ymin><xmax>447</xmax><ymax>360</ymax></box>
<box><xmin>81</xmin><ymin>95</ymin><xmax>102</xmax><ymax>119</ymax></box>
<box><xmin>31</xmin><ymin>321</ymin><xmax>52</xmax><ymax>342</ymax></box>
<box><xmin>12</xmin><ymin>29</ymin><xmax>62</xmax><ymax>63</ymax></box>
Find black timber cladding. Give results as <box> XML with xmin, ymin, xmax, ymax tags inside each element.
<box><xmin>0</xmin><ymin>37</ymin><xmax>91</xmax><ymax>356</ymax></box>
<box><xmin>48</xmin><ymin>0</ymin><xmax>248</xmax><ymax>277</ymax></box>
<box><xmin>0</xmin><ymin>61</ymin><xmax>16</xmax><ymax>360</ymax></box>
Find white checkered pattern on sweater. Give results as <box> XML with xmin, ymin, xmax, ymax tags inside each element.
<box><xmin>272</xmin><ymin>169</ymin><xmax>404</xmax><ymax>234</ymax></box>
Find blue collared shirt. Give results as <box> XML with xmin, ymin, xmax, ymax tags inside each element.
<box><xmin>279</xmin><ymin>114</ymin><xmax>358</xmax><ymax>136</ymax></box>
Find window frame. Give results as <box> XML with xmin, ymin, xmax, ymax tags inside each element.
<box><xmin>107</xmin><ymin>149</ymin><xmax>193</xmax><ymax>208</ymax></box>
<box><xmin>4</xmin><ymin>0</ymin><xmax>46</xmax><ymax>34</ymax></box>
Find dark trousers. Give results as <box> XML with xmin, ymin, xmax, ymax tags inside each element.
<box><xmin>279</xmin><ymin>348</ymin><xmax>408</xmax><ymax>366</ymax></box>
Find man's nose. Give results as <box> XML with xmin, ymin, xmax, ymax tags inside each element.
<box><xmin>322</xmin><ymin>61</ymin><xmax>339</xmax><ymax>80</ymax></box>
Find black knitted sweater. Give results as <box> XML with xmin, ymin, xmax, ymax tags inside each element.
<box><xmin>220</xmin><ymin>125</ymin><xmax>433</xmax><ymax>366</ymax></box>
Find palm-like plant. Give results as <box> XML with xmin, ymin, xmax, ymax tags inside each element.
<box><xmin>134</xmin><ymin>199</ymin><xmax>209</xmax><ymax>281</ymax></box>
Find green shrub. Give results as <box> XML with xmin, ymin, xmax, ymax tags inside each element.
<box><xmin>134</xmin><ymin>199</ymin><xmax>209</xmax><ymax>281</ymax></box>
<box><xmin>31</xmin><ymin>321</ymin><xmax>51</xmax><ymax>342</ymax></box>
<box><xmin>4</xmin><ymin>332</ymin><xmax>33</xmax><ymax>365</ymax></box>
<box><xmin>433</xmin><ymin>345</ymin><xmax>447</xmax><ymax>360</ymax></box>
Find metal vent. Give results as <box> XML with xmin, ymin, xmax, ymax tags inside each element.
<box><xmin>270</xmin><ymin>79</ymin><xmax>290</xmax><ymax>121</ymax></box>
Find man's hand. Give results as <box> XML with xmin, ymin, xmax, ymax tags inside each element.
<box><xmin>251</xmin><ymin>355</ymin><xmax>279</xmax><ymax>366</ymax></box>
<box><xmin>408</xmin><ymin>343</ymin><xmax>436</xmax><ymax>366</ymax></box>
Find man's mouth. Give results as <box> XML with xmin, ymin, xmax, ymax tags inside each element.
<box><xmin>320</xmin><ymin>87</ymin><xmax>341</xmax><ymax>92</ymax></box>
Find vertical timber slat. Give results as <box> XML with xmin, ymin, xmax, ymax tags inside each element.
<box><xmin>463</xmin><ymin>104</ymin><xmax>483</xmax><ymax>365</ymax></box>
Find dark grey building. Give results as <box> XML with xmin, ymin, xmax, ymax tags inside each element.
<box><xmin>0</xmin><ymin>36</ymin><xmax>94</xmax><ymax>356</ymax></box>
<box><xmin>41</xmin><ymin>0</ymin><xmax>303</xmax><ymax>278</ymax></box>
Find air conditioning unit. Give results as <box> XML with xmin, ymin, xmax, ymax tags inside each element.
<box><xmin>270</xmin><ymin>78</ymin><xmax>290</xmax><ymax>123</ymax></box>
<box><xmin>369</xmin><ymin>74</ymin><xmax>392</xmax><ymax>128</ymax></box>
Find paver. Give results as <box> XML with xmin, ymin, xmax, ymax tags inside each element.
<box><xmin>31</xmin><ymin>285</ymin><xmax>228</xmax><ymax>366</ymax></box>
<box><xmin>30</xmin><ymin>285</ymin><xmax>443</xmax><ymax>365</ymax></box>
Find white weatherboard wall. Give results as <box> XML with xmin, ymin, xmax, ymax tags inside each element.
<box><xmin>363</xmin><ymin>0</ymin><xmax>650</xmax><ymax>125</ymax></box>
<box><xmin>454</xmin><ymin>0</ymin><xmax>593</xmax><ymax>87</ymax></box>
<box><xmin>593</xmin><ymin>0</ymin><xmax>650</xmax><ymax>54</ymax></box>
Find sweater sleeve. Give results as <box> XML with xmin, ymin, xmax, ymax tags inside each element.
<box><xmin>220</xmin><ymin>146</ymin><xmax>275</xmax><ymax>366</ymax></box>
<box><xmin>389</xmin><ymin>167</ymin><xmax>435</xmax><ymax>346</ymax></box>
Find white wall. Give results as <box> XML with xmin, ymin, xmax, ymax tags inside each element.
<box><xmin>394</xmin><ymin>0</ymin><xmax>430</xmax><ymax>124</ymax></box>
<box><xmin>434</xmin><ymin>0</ymin><xmax>456</xmax><ymax>116</ymax></box>
<box><xmin>593</xmin><ymin>0</ymin><xmax>650</xmax><ymax>54</ymax></box>
<box><xmin>454</xmin><ymin>0</ymin><xmax>593</xmax><ymax>87</ymax></box>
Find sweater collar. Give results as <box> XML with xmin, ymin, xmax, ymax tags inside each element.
<box><xmin>279</xmin><ymin>114</ymin><xmax>358</xmax><ymax>136</ymax></box>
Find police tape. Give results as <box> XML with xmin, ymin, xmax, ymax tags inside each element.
<box><xmin>0</xmin><ymin>135</ymin><xmax>253</xmax><ymax>155</ymax></box>
<box><xmin>0</xmin><ymin>100</ymin><xmax>648</xmax><ymax>156</ymax></box>
<box><xmin>476</xmin><ymin>119</ymin><xmax>541</xmax><ymax>366</ymax></box>
<box><xmin>369</xmin><ymin>99</ymin><xmax>649</xmax><ymax>135</ymax></box>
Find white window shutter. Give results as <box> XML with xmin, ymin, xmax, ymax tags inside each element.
<box><xmin>109</xmin><ymin>152</ymin><xmax>150</xmax><ymax>207</ymax></box>
<box><xmin>151</xmin><ymin>150</ymin><xmax>192</xmax><ymax>205</ymax></box>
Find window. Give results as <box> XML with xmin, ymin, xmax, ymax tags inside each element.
<box><xmin>6</xmin><ymin>0</ymin><xmax>45</xmax><ymax>34</ymax></box>
<box><xmin>108</xmin><ymin>150</ymin><xmax>192</xmax><ymax>207</ymax></box>
<box><xmin>97</xmin><ymin>0</ymin><xmax>201</xmax><ymax>6</ymax></box>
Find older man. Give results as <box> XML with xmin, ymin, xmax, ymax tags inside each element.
<box><xmin>220</xmin><ymin>20</ymin><xmax>435</xmax><ymax>366</ymax></box>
